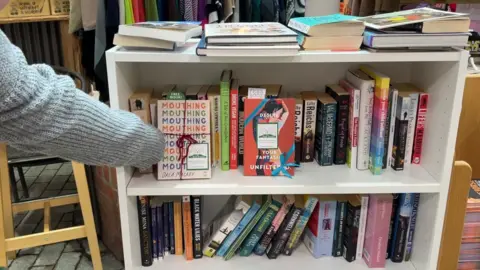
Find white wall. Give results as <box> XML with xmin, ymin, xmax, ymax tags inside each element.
<box><xmin>306</xmin><ymin>0</ymin><xmax>340</xmax><ymax>16</ymax></box>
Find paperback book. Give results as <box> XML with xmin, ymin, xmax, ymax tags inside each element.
<box><xmin>339</xmin><ymin>79</ymin><xmax>360</xmax><ymax>169</ymax></box>
<box><xmin>326</xmin><ymin>84</ymin><xmax>350</xmax><ymax>165</ymax></box>
<box><xmin>315</xmin><ymin>93</ymin><xmax>337</xmax><ymax>166</ymax></box>
<box><xmin>304</xmin><ymin>196</ymin><xmax>337</xmax><ymax>258</ymax></box>
<box><xmin>284</xmin><ymin>196</ymin><xmax>319</xmax><ymax>255</ymax></box>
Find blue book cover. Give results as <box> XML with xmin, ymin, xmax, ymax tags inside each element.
<box><xmin>390</xmin><ymin>193</ymin><xmax>413</xmax><ymax>262</ymax></box>
<box><xmin>151</xmin><ymin>205</ymin><xmax>157</xmax><ymax>259</ymax></box>
<box><xmin>169</xmin><ymin>202</ymin><xmax>175</xmax><ymax>254</ymax></box>
<box><xmin>163</xmin><ymin>202</ymin><xmax>170</xmax><ymax>252</ymax></box>
<box><xmin>290</xmin><ymin>14</ymin><xmax>359</xmax><ymax>27</ymax></box>
<box><xmin>157</xmin><ymin>204</ymin><xmax>164</xmax><ymax>258</ymax></box>
<box><xmin>304</xmin><ymin>200</ymin><xmax>337</xmax><ymax>258</ymax></box>
<box><xmin>405</xmin><ymin>193</ymin><xmax>420</xmax><ymax>261</ymax></box>
<box><xmin>216</xmin><ymin>202</ymin><xmax>261</xmax><ymax>257</ymax></box>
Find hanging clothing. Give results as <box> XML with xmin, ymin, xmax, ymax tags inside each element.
<box><xmin>240</xmin><ymin>0</ymin><xmax>251</xmax><ymax>22</ymax></box>
<box><xmin>260</xmin><ymin>0</ymin><xmax>279</xmax><ymax>22</ymax></box>
<box><xmin>251</xmin><ymin>0</ymin><xmax>260</xmax><ymax>22</ymax></box>
<box><xmin>279</xmin><ymin>0</ymin><xmax>286</xmax><ymax>24</ymax></box>
<box><xmin>119</xmin><ymin>0</ymin><xmax>126</xmax><ymax>24</ymax></box>
<box><xmin>285</xmin><ymin>0</ymin><xmax>294</xmax><ymax>23</ymax></box>
<box><xmin>198</xmin><ymin>0</ymin><xmax>206</xmax><ymax>21</ymax></box>
<box><xmin>132</xmin><ymin>0</ymin><xmax>146</xmax><ymax>22</ymax></box>
<box><xmin>69</xmin><ymin>0</ymin><xmax>82</xmax><ymax>33</ymax></box>
<box><xmin>184</xmin><ymin>0</ymin><xmax>194</xmax><ymax>21</ymax></box>
<box><xmin>125</xmin><ymin>0</ymin><xmax>135</xmax><ymax>23</ymax></box>
<box><xmin>145</xmin><ymin>0</ymin><xmax>159</xmax><ymax>20</ymax></box>
<box><xmin>293</xmin><ymin>0</ymin><xmax>305</xmax><ymax>17</ymax></box>
<box><xmin>232</xmin><ymin>0</ymin><xmax>239</xmax><ymax>22</ymax></box>
<box><xmin>81</xmin><ymin>0</ymin><xmax>98</xmax><ymax>30</ymax></box>
<box><xmin>157</xmin><ymin>0</ymin><xmax>165</xmax><ymax>20</ymax></box>
<box><xmin>192</xmin><ymin>0</ymin><xmax>198</xmax><ymax>20</ymax></box>
<box><xmin>223</xmin><ymin>0</ymin><xmax>234</xmax><ymax>22</ymax></box>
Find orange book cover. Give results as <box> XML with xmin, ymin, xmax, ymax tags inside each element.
<box><xmin>174</xmin><ymin>201</ymin><xmax>183</xmax><ymax>255</ymax></box>
<box><xmin>243</xmin><ymin>98</ymin><xmax>296</xmax><ymax>177</ymax></box>
<box><xmin>182</xmin><ymin>196</ymin><xmax>193</xmax><ymax>260</ymax></box>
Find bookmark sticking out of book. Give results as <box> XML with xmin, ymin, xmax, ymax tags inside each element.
<box><xmin>248</xmin><ymin>88</ymin><xmax>266</xmax><ymax>99</ymax></box>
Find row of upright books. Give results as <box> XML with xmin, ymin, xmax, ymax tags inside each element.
<box><xmin>137</xmin><ymin>193</ymin><xmax>420</xmax><ymax>267</ymax></box>
<box><xmin>459</xmin><ymin>180</ymin><xmax>480</xmax><ymax>270</ymax></box>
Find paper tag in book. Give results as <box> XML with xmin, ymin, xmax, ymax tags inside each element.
<box><xmin>248</xmin><ymin>88</ymin><xmax>266</xmax><ymax>99</ymax></box>
<box><xmin>167</xmin><ymin>91</ymin><xmax>186</xmax><ymax>100</ymax></box>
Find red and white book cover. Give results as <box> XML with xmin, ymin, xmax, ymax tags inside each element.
<box><xmin>412</xmin><ymin>93</ymin><xmax>428</xmax><ymax>164</ymax></box>
<box><xmin>230</xmin><ymin>79</ymin><xmax>239</xmax><ymax>169</ymax></box>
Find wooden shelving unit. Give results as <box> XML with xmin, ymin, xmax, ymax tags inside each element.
<box><xmin>0</xmin><ymin>14</ymin><xmax>69</xmax><ymax>25</ymax></box>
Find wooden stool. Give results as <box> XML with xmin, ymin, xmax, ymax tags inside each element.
<box><xmin>0</xmin><ymin>144</ymin><xmax>103</xmax><ymax>269</ymax></box>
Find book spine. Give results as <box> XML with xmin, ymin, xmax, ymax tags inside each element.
<box><xmin>324</xmin><ymin>104</ymin><xmax>337</xmax><ymax>165</ymax></box>
<box><xmin>333</xmin><ymin>201</ymin><xmax>347</xmax><ymax>257</ymax></box>
<box><xmin>383</xmin><ymin>88</ymin><xmax>394</xmax><ymax>169</ymax></box>
<box><xmin>151</xmin><ymin>205</ymin><xmax>157</xmax><ymax>260</ymax></box>
<box><xmin>174</xmin><ymin>201</ymin><xmax>183</xmax><ymax>255</ymax></box>
<box><xmin>343</xmin><ymin>202</ymin><xmax>360</xmax><ymax>262</ymax></box>
<box><xmin>315</xmin><ymin>103</ymin><xmax>325</xmax><ymax>165</ymax></box>
<box><xmin>284</xmin><ymin>197</ymin><xmax>318</xmax><ymax>255</ymax></box>
<box><xmin>369</xmin><ymin>79</ymin><xmax>390</xmax><ymax>175</ymax></box>
<box><xmin>214</xmin><ymin>95</ymin><xmax>221</xmax><ymax>166</ymax></box>
<box><xmin>391</xmin><ymin>96</ymin><xmax>410</xmax><ymax>171</ymax></box>
<box><xmin>404</xmin><ymin>193</ymin><xmax>420</xmax><ymax>261</ymax></box>
<box><xmin>412</xmin><ymin>93</ymin><xmax>428</xmax><ymax>164</ymax></box>
<box><xmin>191</xmin><ymin>196</ymin><xmax>203</xmax><ymax>258</ymax></box>
<box><xmin>343</xmin><ymin>82</ymin><xmax>360</xmax><ymax>169</ymax></box>
<box><xmin>404</xmin><ymin>93</ymin><xmax>419</xmax><ymax>166</ymax></box>
<box><xmin>209</xmin><ymin>96</ymin><xmax>218</xmax><ymax>167</ymax></box>
<box><xmin>239</xmin><ymin>201</ymin><xmax>280</xmax><ymax>256</ymax></box>
<box><xmin>335</xmin><ymin>94</ymin><xmax>349</xmax><ymax>164</ymax></box>
<box><xmin>356</xmin><ymin>195</ymin><xmax>369</xmax><ymax>260</ymax></box>
<box><xmin>387</xmin><ymin>194</ymin><xmax>400</xmax><ymax>259</ymax></box>
<box><xmin>287</xmin><ymin>19</ymin><xmax>310</xmax><ymax>35</ymax></box>
<box><xmin>267</xmin><ymin>207</ymin><xmax>302</xmax><ymax>259</ymax></box>
<box><xmin>182</xmin><ymin>196</ymin><xmax>194</xmax><ymax>260</ymax></box>
<box><xmin>224</xmin><ymin>202</ymin><xmax>271</xmax><ymax>260</ymax></box>
<box><xmin>217</xmin><ymin>203</ymin><xmax>261</xmax><ymax>257</ymax></box>
<box><xmin>318</xmin><ymin>201</ymin><xmax>337</xmax><ymax>256</ymax></box>
<box><xmin>302</xmin><ymin>99</ymin><xmax>317</xmax><ymax>162</ymax></box>
<box><xmin>169</xmin><ymin>202</ymin><xmax>175</xmax><ymax>254</ymax></box>
<box><xmin>387</xmin><ymin>89</ymin><xmax>398</xmax><ymax>168</ymax></box>
<box><xmin>163</xmin><ymin>201</ymin><xmax>170</xmax><ymax>253</ymax></box>
<box><xmin>294</xmin><ymin>102</ymin><xmax>303</xmax><ymax>164</ymax></box>
<box><xmin>254</xmin><ymin>200</ymin><xmax>293</xmax><ymax>256</ymax></box>
<box><xmin>238</xmin><ymin>95</ymin><xmax>246</xmax><ymax>166</ymax></box>
<box><xmin>220</xmin><ymin>81</ymin><xmax>230</xmax><ymax>170</ymax></box>
<box><xmin>391</xmin><ymin>193</ymin><xmax>414</xmax><ymax>263</ymax></box>
<box><xmin>137</xmin><ymin>196</ymin><xmax>153</xmax><ymax>266</ymax></box>
<box><xmin>230</xmin><ymin>89</ymin><xmax>239</xmax><ymax>169</ymax></box>
<box><xmin>357</xmin><ymin>85</ymin><xmax>374</xmax><ymax>170</ymax></box>
<box><xmin>156</xmin><ymin>204</ymin><xmax>164</xmax><ymax>259</ymax></box>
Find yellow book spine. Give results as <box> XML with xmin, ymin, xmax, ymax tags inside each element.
<box><xmin>174</xmin><ymin>201</ymin><xmax>183</xmax><ymax>255</ymax></box>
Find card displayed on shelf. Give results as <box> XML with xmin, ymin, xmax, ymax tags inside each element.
<box><xmin>248</xmin><ymin>88</ymin><xmax>267</xmax><ymax>99</ymax></box>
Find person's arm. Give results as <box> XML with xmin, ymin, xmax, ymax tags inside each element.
<box><xmin>0</xmin><ymin>31</ymin><xmax>165</xmax><ymax>168</ymax></box>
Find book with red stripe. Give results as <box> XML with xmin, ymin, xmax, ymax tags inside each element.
<box><xmin>230</xmin><ymin>79</ymin><xmax>239</xmax><ymax>169</ymax></box>
<box><xmin>412</xmin><ymin>92</ymin><xmax>428</xmax><ymax>164</ymax></box>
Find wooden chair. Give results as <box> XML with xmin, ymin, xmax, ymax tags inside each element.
<box><xmin>0</xmin><ymin>143</ymin><xmax>103</xmax><ymax>269</ymax></box>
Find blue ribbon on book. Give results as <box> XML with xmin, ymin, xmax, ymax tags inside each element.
<box><xmin>244</xmin><ymin>98</ymin><xmax>269</xmax><ymax>126</ymax></box>
<box><xmin>271</xmin><ymin>144</ymin><xmax>299</xmax><ymax>179</ymax></box>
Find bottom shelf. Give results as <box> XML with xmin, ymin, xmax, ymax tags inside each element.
<box><xmin>142</xmin><ymin>245</ymin><xmax>415</xmax><ymax>270</ymax></box>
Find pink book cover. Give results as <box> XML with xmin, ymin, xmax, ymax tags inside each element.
<box><xmin>363</xmin><ymin>194</ymin><xmax>393</xmax><ymax>268</ymax></box>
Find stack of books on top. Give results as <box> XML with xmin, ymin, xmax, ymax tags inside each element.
<box><xmin>288</xmin><ymin>14</ymin><xmax>365</xmax><ymax>51</ymax></box>
<box><xmin>196</xmin><ymin>23</ymin><xmax>300</xmax><ymax>57</ymax></box>
<box><xmin>115</xmin><ymin>21</ymin><xmax>203</xmax><ymax>50</ymax></box>
<box><xmin>358</xmin><ymin>7</ymin><xmax>471</xmax><ymax>51</ymax></box>
<box><xmin>459</xmin><ymin>180</ymin><xmax>480</xmax><ymax>270</ymax></box>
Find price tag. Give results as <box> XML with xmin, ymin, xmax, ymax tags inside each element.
<box><xmin>248</xmin><ymin>88</ymin><xmax>266</xmax><ymax>99</ymax></box>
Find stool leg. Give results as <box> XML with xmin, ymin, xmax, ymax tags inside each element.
<box><xmin>72</xmin><ymin>161</ymin><xmax>103</xmax><ymax>270</ymax></box>
<box><xmin>0</xmin><ymin>144</ymin><xmax>15</xmax><ymax>260</ymax></box>
<box><xmin>0</xmin><ymin>144</ymin><xmax>10</xmax><ymax>266</ymax></box>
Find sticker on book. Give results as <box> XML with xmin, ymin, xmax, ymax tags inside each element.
<box><xmin>248</xmin><ymin>88</ymin><xmax>266</xmax><ymax>99</ymax></box>
<box><xmin>187</xmin><ymin>143</ymin><xmax>210</xmax><ymax>170</ymax></box>
<box><xmin>257</xmin><ymin>123</ymin><xmax>278</xmax><ymax>149</ymax></box>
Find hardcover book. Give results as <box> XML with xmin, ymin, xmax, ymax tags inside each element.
<box><xmin>412</xmin><ymin>92</ymin><xmax>428</xmax><ymax>165</ymax></box>
<box><xmin>386</xmin><ymin>88</ymin><xmax>399</xmax><ymax>169</ymax></box>
<box><xmin>163</xmin><ymin>201</ymin><xmax>170</xmax><ymax>252</ymax></box>
<box><xmin>390</xmin><ymin>193</ymin><xmax>414</xmax><ymax>263</ymax></box>
<box><xmin>157</xmin><ymin>100</ymin><xmax>211</xmax><ymax>180</ymax></box>
<box><xmin>360</xmin><ymin>65</ymin><xmax>390</xmax><ymax>175</ymax></box>
<box><xmin>204</xmin><ymin>22</ymin><xmax>297</xmax><ymax>44</ymax></box>
<box><xmin>220</xmin><ymin>70</ymin><xmax>232</xmax><ymax>171</ymax></box>
<box><xmin>357</xmin><ymin>195</ymin><xmax>369</xmax><ymax>260</ymax></box>
<box><xmin>243</xmin><ymin>98</ymin><xmax>296</xmax><ymax>177</ymax></box>
<box><xmin>339</xmin><ymin>79</ymin><xmax>360</xmax><ymax>169</ymax></box>
<box><xmin>404</xmin><ymin>193</ymin><xmax>420</xmax><ymax>261</ymax></box>
<box><xmin>191</xmin><ymin>196</ymin><xmax>203</xmax><ymax>258</ymax></box>
<box><xmin>345</xmin><ymin>69</ymin><xmax>374</xmax><ymax>170</ymax></box>
<box><xmin>182</xmin><ymin>196</ymin><xmax>194</xmax><ymax>260</ymax></box>
<box><xmin>173</xmin><ymin>200</ymin><xmax>183</xmax><ymax>255</ymax></box>
<box><xmin>315</xmin><ymin>93</ymin><xmax>337</xmax><ymax>166</ymax></box>
<box><xmin>230</xmin><ymin>79</ymin><xmax>239</xmax><ymax>169</ymax></box>
<box><xmin>267</xmin><ymin>206</ymin><xmax>302</xmax><ymax>259</ymax></box>
<box><xmin>304</xmin><ymin>196</ymin><xmax>337</xmax><ymax>258</ymax></box>
<box><xmin>284</xmin><ymin>196</ymin><xmax>319</xmax><ymax>256</ymax></box>
<box><xmin>332</xmin><ymin>198</ymin><xmax>348</xmax><ymax>257</ymax></box>
<box><xmin>301</xmin><ymin>91</ymin><xmax>318</xmax><ymax>162</ymax></box>
<box><xmin>118</xmin><ymin>21</ymin><xmax>202</xmax><ymax>43</ymax></box>
<box><xmin>207</xmin><ymin>86</ymin><xmax>221</xmax><ymax>167</ymax></box>
<box><xmin>391</xmin><ymin>93</ymin><xmax>411</xmax><ymax>171</ymax></box>
<box><xmin>343</xmin><ymin>196</ymin><xmax>361</xmax><ymax>262</ymax></box>
<box><xmin>363</xmin><ymin>194</ymin><xmax>393</xmax><ymax>268</ymax></box>
<box><xmin>326</xmin><ymin>84</ymin><xmax>349</xmax><ymax>165</ymax></box>
<box><xmin>294</xmin><ymin>96</ymin><xmax>304</xmax><ymax>164</ymax></box>
<box><xmin>137</xmin><ymin>196</ymin><xmax>153</xmax><ymax>266</ymax></box>
<box><xmin>288</xmin><ymin>14</ymin><xmax>364</xmax><ymax>36</ymax></box>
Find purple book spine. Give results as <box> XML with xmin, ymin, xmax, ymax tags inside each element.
<box><xmin>151</xmin><ymin>205</ymin><xmax>157</xmax><ymax>260</ymax></box>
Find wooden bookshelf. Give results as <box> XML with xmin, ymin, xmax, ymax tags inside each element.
<box><xmin>0</xmin><ymin>14</ymin><xmax>69</xmax><ymax>25</ymax></box>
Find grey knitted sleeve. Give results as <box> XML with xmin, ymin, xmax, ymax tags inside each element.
<box><xmin>0</xmin><ymin>31</ymin><xmax>165</xmax><ymax>168</ymax></box>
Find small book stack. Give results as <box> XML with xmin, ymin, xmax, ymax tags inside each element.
<box><xmin>196</xmin><ymin>22</ymin><xmax>300</xmax><ymax>57</ymax></box>
<box><xmin>115</xmin><ymin>21</ymin><xmax>203</xmax><ymax>50</ymax></box>
<box><xmin>288</xmin><ymin>14</ymin><xmax>365</xmax><ymax>51</ymax></box>
<box><xmin>358</xmin><ymin>7</ymin><xmax>471</xmax><ymax>51</ymax></box>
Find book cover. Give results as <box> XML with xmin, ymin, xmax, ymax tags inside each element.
<box><xmin>173</xmin><ymin>200</ymin><xmax>183</xmax><ymax>255</ymax></box>
<box><xmin>243</xmin><ymin>98</ymin><xmax>296</xmax><ymax>177</ymax></box>
<box><xmin>288</xmin><ymin>14</ymin><xmax>361</xmax><ymax>35</ymax></box>
<box><xmin>356</xmin><ymin>195</ymin><xmax>369</xmax><ymax>260</ymax></box>
<box><xmin>345</xmin><ymin>69</ymin><xmax>374</xmax><ymax>170</ymax></box>
<box><xmin>383</xmin><ymin>87</ymin><xmax>396</xmax><ymax>169</ymax></box>
<box><xmin>360</xmin><ymin>65</ymin><xmax>390</xmax><ymax>175</ymax></box>
<box><xmin>266</xmin><ymin>207</ymin><xmax>302</xmax><ymax>259</ymax></box>
<box><xmin>182</xmin><ymin>196</ymin><xmax>194</xmax><ymax>261</ymax></box>
<box><xmin>163</xmin><ymin>201</ymin><xmax>170</xmax><ymax>253</ymax></box>
<box><xmin>119</xmin><ymin>21</ymin><xmax>202</xmax><ymax>42</ymax></box>
<box><xmin>304</xmin><ymin>197</ymin><xmax>337</xmax><ymax>258</ymax></box>
<box><xmin>230</xmin><ymin>79</ymin><xmax>239</xmax><ymax>169</ymax></box>
<box><xmin>387</xmin><ymin>194</ymin><xmax>400</xmax><ymax>259</ymax></box>
<box><xmin>204</xmin><ymin>22</ymin><xmax>297</xmax><ymax>41</ymax></box>
<box><xmin>254</xmin><ymin>195</ymin><xmax>295</xmax><ymax>256</ymax></box>
<box><xmin>332</xmin><ymin>200</ymin><xmax>347</xmax><ymax>257</ymax></box>
<box><xmin>390</xmin><ymin>193</ymin><xmax>414</xmax><ymax>263</ymax></box>
<box><xmin>339</xmin><ymin>79</ymin><xmax>360</xmax><ymax>169</ymax></box>
<box><xmin>169</xmin><ymin>202</ymin><xmax>175</xmax><ymax>254</ymax></box>
<box><xmin>191</xmin><ymin>196</ymin><xmax>202</xmax><ymax>258</ymax></box>
<box><xmin>137</xmin><ymin>196</ymin><xmax>153</xmax><ymax>266</ymax></box>
<box><xmin>343</xmin><ymin>196</ymin><xmax>361</xmax><ymax>262</ymax></box>
<box><xmin>315</xmin><ymin>93</ymin><xmax>337</xmax><ymax>166</ymax></box>
<box><xmin>412</xmin><ymin>92</ymin><xmax>428</xmax><ymax>165</ymax></box>
<box><xmin>203</xmin><ymin>200</ymin><xmax>250</xmax><ymax>257</ymax></box>
<box><xmin>391</xmin><ymin>93</ymin><xmax>411</xmax><ymax>171</ymax></box>
<box><xmin>405</xmin><ymin>193</ymin><xmax>420</xmax><ymax>261</ymax></box>
<box><xmin>224</xmin><ymin>200</ymin><xmax>272</xmax><ymax>260</ymax></box>
<box><xmin>362</xmin><ymin>194</ymin><xmax>393</xmax><ymax>268</ymax></box>
<box><xmin>151</xmin><ymin>203</ymin><xmax>157</xmax><ymax>260</ymax></box>
<box><xmin>386</xmin><ymin>88</ymin><xmax>399</xmax><ymax>168</ymax></box>
<box><xmin>238</xmin><ymin>88</ymin><xmax>248</xmax><ymax>166</ymax></box>
<box><xmin>207</xmin><ymin>86</ymin><xmax>221</xmax><ymax>167</ymax></box>
<box><xmin>294</xmin><ymin>96</ymin><xmax>303</xmax><ymax>164</ymax></box>
<box><xmin>301</xmin><ymin>91</ymin><xmax>318</xmax><ymax>162</ymax></box>
<box><xmin>202</xmin><ymin>196</ymin><xmax>239</xmax><ymax>248</ymax></box>
<box><xmin>284</xmin><ymin>196</ymin><xmax>319</xmax><ymax>256</ymax></box>
<box><xmin>326</xmin><ymin>84</ymin><xmax>349</xmax><ymax>165</ymax></box>
<box><xmin>220</xmin><ymin>70</ymin><xmax>232</xmax><ymax>171</ymax></box>
<box><xmin>239</xmin><ymin>200</ymin><xmax>282</xmax><ymax>256</ymax></box>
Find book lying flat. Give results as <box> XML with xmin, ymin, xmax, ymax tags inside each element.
<box><xmin>298</xmin><ymin>34</ymin><xmax>362</xmax><ymax>51</ymax></box>
<box><xmin>204</xmin><ymin>22</ymin><xmax>297</xmax><ymax>44</ymax></box>
<box><xmin>288</xmin><ymin>14</ymin><xmax>364</xmax><ymax>37</ymax></box>
<box><xmin>119</xmin><ymin>21</ymin><xmax>202</xmax><ymax>43</ymax></box>
<box><xmin>113</xmin><ymin>34</ymin><xmax>176</xmax><ymax>50</ymax></box>
<box><xmin>363</xmin><ymin>30</ymin><xmax>470</xmax><ymax>48</ymax></box>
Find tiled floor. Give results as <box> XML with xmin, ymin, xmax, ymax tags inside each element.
<box><xmin>8</xmin><ymin>163</ymin><xmax>124</xmax><ymax>270</ymax></box>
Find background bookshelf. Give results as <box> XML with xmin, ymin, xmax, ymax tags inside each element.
<box><xmin>106</xmin><ymin>46</ymin><xmax>469</xmax><ymax>270</ymax></box>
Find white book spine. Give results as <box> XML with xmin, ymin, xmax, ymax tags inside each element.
<box><xmin>404</xmin><ymin>93</ymin><xmax>419</xmax><ymax>166</ymax></box>
<box><xmin>387</xmin><ymin>89</ymin><xmax>398</xmax><ymax>168</ymax></box>
<box><xmin>356</xmin><ymin>195</ymin><xmax>369</xmax><ymax>260</ymax></box>
<box><xmin>340</xmin><ymin>79</ymin><xmax>360</xmax><ymax>170</ymax></box>
<box><xmin>287</xmin><ymin>19</ymin><xmax>310</xmax><ymax>35</ymax></box>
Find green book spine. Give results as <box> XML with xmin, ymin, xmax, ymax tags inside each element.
<box><xmin>224</xmin><ymin>201</ymin><xmax>271</xmax><ymax>260</ymax></box>
<box><xmin>220</xmin><ymin>80</ymin><xmax>230</xmax><ymax>171</ymax></box>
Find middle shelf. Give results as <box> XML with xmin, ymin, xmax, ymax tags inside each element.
<box><xmin>127</xmin><ymin>163</ymin><xmax>440</xmax><ymax>196</ymax></box>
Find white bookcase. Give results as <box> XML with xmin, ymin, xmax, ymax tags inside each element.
<box><xmin>106</xmin><ymin>42</ymin><xmax>468</xmax><ymax>270</ymax></box>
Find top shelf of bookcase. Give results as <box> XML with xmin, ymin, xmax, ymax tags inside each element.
<box><xmin>107</xmin><ymin>41</ymin><xmax>466</xmax><ymax>64</ymax></box>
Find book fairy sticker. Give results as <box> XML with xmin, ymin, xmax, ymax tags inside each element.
<box><xmin>257</xmin><ymin>123</ymin><xmax>278</xmax><ymax>149</ymax></box>
<box><xmin>248</xmin><ymin>88</ymin><xmax>266</xmax><ymax>99</ymax></box>
<box><xmin>187</xmin><ymin>143</ymin><xmax>210</xmax><ymax>170</ymax></box>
